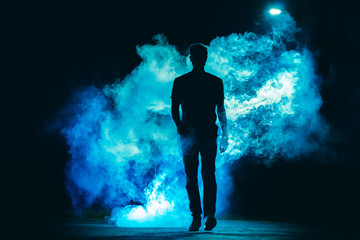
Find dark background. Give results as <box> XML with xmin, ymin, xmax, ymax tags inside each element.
<box><xmin>2</xmin><ymin>0</ymin><xmax>360</xmax><ymax>235</ymax></box>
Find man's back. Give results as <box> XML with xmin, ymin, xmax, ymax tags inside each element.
<box><xmin>171</xmin><ymin>71</ymin><xmax>224</xmax><ymax>135</ymax></box>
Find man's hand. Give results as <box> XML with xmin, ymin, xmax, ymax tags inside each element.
<box><xmin>177</xmin><ymin>123</ymin><xmax>189</xmax><ymax>135</ymax></box>
<box><xmin>220</xmin><ymin>135</ymin><xmax>229</xmax><ymax>153</ymax></box>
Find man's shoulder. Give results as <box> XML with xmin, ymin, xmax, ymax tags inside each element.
<box><xmin>175</xmin><ymin>72</ymin><xmax>192</xmax><ymax>81</ymax></box>
<box><xmin>205</xmin><ymin>72</ymin><xmax>223</xmax><ymax>83</ymax></box>
<box><xmin>175</xmin><ymin>71</ymin><xmax>222</xmax><ymax>84</ymax></box>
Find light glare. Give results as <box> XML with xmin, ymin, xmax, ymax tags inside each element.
<box><xmin>269</xmin><ymin>8</ymin><xmax>282</xmax><ymax>15</ymax></box>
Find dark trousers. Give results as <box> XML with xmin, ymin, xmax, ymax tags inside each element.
<box><xmin>180</xmin><ymin>132</ymin><xmax>217</xmax><ymax>217</ymax></box>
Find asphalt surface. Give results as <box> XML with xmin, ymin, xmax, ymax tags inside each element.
<box><xmin>34</xmin><ymin>218</ymin><xmax>359</xmax><ymax>240</ymax></box>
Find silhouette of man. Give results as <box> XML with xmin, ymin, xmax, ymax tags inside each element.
<box><xmin>171</xmin><ymin>44</ymin><xmax>228</xmax><ymax>231</ymax></box>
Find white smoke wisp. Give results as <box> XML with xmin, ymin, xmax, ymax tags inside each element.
<box><xmin>59</xmin><ymin>12</ymin><xmax>328</xmax><ymax>227</ymax></box>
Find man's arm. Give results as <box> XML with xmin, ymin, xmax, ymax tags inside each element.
<box><xmin>171</xmin><ymin>99</ymin><xmax>188</xmax><ymax>135</ymax></box>
<box><xmin>217</xmin><ymin>101</ymin><xmax>228</xmax><ymax>137</ymax></box>
<box><xmin>171</xmin><ymin>99</ymin><xmax>181</xmax><ymax>128</ymax></box>
<box><xmin>171</xmin><ymin>78</ymin><xmax>181</xmax><ymax>130</ymax></box>
<box><xmin>217</xmin><ymin>80</ymin><xmax>228</xmax><ymax>153</ymax></box>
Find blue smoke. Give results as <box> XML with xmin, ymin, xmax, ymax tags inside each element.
<box><xmin>58</xmin><ymin>12</ymin><xmax>328</xmax><ymax>227</ymax></box>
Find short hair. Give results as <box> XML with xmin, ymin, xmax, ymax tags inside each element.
<box><xmin>189</xmin><ymin>43</ymin><xmax>208</xmax><ymax>59</ymax></box>
<box><xmin>189</xmin><ymin>43</ymin><xmax>208</xmax><ymax>65</ymax></box>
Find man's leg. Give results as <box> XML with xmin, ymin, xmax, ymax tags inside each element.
<box><xmin>200</xmin><ymin>137</ymin><xmax>217</xmax><ymax>217</ymax></box>
<box><xmin>180</xmin><ymin>135</ymin><xmax>202</xmax><ymax>217</ymax></box>
<box><xmin>183</xmin><ymin>153</ymin><xmax>202</xmax><ymax>216</ymax></box>
<box><xmin>183</xmin><ymin>152</ymin><xmax>203</xmax><ymax>231</ymax></box>
<box><xmin>199</xmin><ymin>136</ymin><xmax>217</xmax><ymax>231</ymax></box>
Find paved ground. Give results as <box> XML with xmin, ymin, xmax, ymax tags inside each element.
<box><xmin>36</xmin><ymin>218</ymin><xmax>359</xmax><ymax>240</ymax></box>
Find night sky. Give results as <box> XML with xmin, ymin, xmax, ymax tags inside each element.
<box><xmin>2</xmin><ymin>0</ymin><xmax>360</xmax><ymax>235</ymax></box>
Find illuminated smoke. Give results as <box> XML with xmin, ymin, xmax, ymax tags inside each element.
<box><xmin>58</xmin><ymin>12</ymin><xmax>328</xmax><ymax>227</ymax></box>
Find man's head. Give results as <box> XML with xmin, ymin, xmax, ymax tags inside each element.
<box><xmin>189</xmin><ymin>43</ymin><xmax>208</xmax><ymax>69</ymax></box>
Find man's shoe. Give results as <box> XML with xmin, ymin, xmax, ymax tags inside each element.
<box><xmin>204</xmin><ymin>215</ymin><xmax>217</xmax><ymax>231</ymax></box>
<box><xmin>189</xmin><ymin>215</ymin><xmax>201</xmax><ymax>231</ymax></box>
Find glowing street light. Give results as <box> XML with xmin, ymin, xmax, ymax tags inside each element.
<box><xmin>269</xmin><ymin>8</ymin><xmax>282</xmax><ymax>15</ymax></box>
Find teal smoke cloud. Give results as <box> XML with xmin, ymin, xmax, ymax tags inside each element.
<box><xmin>59</xmin><ymin>12</ymin><xmax>328</xmax><ymax>227</ymax></box>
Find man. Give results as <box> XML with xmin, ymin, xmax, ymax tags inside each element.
<box><xmin>171</xmin><ymin>43</ymin><xmax>228</xmax><ymax>231</ymax></box>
